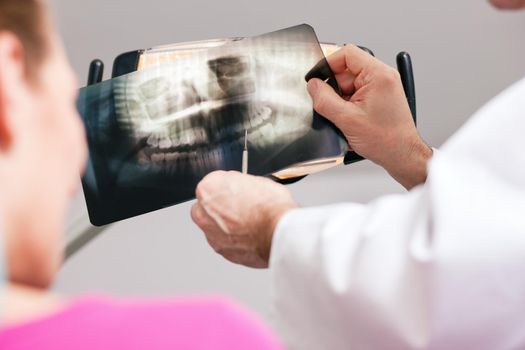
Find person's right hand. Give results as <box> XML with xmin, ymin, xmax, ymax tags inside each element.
<box><xmin>307</xmin><ymin>45</ymin><xmax>432</xmax><ymax>190</ymax></box>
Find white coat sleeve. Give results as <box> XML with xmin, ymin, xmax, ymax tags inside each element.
<box><xmin>269</xmin><ymin>76</ymin><xmax>525</xmax><ymax>350</ymax></box>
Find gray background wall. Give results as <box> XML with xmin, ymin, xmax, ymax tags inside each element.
<box><xmin>52</xmin><ymin>0</ymin><xmax>525</xmax><ymax>322</ymax></box>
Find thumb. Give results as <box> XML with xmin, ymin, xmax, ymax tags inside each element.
<box><xmin>307</xmin><ymin>78</ymin><xmax>358</xmax><ymax>126</ymax></box>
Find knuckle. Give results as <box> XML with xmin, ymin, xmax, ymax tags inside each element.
<box><xmin>191</xmin><ymin>204</ymin><xmax>208</xmax><ymax>227</ymax></box>
<box><xmin>196</xmin><ymin>182</ymin><xmax>213</xmax><ymax>201</ymax></box>
<box><xmin>343</xmin><ymin>44</ymin><xmax>356</xmax><ymax>55</ymax></box>
<box><xmin>197</xmin><ymin>171</ymin><xmax>225</xmax><ymax>196</ymax></box>
<box><xmin>190</xmin><ymin>204</ymin><xmax>200</xmax><ymax>222</ymax></box>
<box><xmin>380</xmin><ymin>67</ymin><xmax>401</xmax><ymax>86</ymax></box>
<box><xmin>195</xmin><ymin>182</ymin><xmax>205</xmax><ymax>198</ymax></box>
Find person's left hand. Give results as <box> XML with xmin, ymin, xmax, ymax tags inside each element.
<box><xmin>191</xmin><ymin>171</ymin><xmax>298</xmax><ymax>268</ymax></box>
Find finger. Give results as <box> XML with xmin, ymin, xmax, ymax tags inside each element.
<box><xmin>307</xmin><ymin>78</ymin><xmax>360</xmax><ymax>127</ymax></box>
<box><xmin>334</xmin><ymin>71</ymin><xmax>356</xmax><ymax>96</ymax></box>
<box><xmin>326</xmin><ymin>44</ymin><xmax>378</xmax><ymax>76</ymax></box>
<box><xmin>195</xmin><ymin>170</ymin><xmax>228</xmax><ymax>201</ymax></box>
<box><xmin>192</xmin><ymin>202</ymin><xmax>235</xmax><ymax>255</ymax></box>
<box><xmin>191</xmin><ymin>201</ymin><xmax>219</xmax><ymax>233</ymax></box>
<box><xmin>190</xmin><ymin>201</ymin><xmax>208</xmax><ymax>227</ymax></box>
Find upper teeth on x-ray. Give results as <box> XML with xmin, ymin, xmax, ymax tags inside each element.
<box><xmin>78</xmin><ymin>24</ymin><xmax>347</xmax><ymax>225</ymax></box>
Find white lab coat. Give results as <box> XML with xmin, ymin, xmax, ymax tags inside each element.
<box><xmin>270</xmin><ymin>76</ymin><xmax>525</xmax><ymax>350</ymax></box>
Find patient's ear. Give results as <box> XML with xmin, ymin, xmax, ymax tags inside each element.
<box><xmin>0</xmin><ymin>32</ymin><xmax>26</xmax><ymax>151</ymax></box>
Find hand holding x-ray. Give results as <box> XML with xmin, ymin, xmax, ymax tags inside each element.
<box><xmin>306</xmin><ymin>45</ymin><xmax>431</xmax><ymax>190</ymax></box>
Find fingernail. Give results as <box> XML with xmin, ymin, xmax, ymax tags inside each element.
<box><xmin>307</xmin><ymin>79</ymin><xmax>319</xmax><ymax>97</ymax></box>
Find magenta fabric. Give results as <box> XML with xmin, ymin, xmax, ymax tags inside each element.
<box><xmin>0</xmin><ymin>295</ymin><xmax>283</xmax><ymax>350</ymax></box>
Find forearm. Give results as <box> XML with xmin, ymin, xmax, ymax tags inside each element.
<box><xmin>382</xmin><ymin>136</ymin><xmax>433</xmax><ymax>190</ymax></box>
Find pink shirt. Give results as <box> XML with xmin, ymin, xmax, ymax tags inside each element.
<box><xmin>0</xmin><ymin>295</ymin><xmax>283</xmax><ymax>350</ymax></box>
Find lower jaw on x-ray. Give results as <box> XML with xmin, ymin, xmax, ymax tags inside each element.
<box><xmin>78</xmin><ymin>24</ymin><xmax>348</xmax><ymax>226</ymax></box>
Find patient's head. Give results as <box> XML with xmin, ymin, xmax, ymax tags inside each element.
<box><xmin>0</xmin><ymin>0</ymin><xmax>87</xmax><ymax>288</ymax></box>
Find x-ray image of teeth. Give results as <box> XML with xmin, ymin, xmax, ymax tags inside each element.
<box><xmin>78</xmin><ymin>24</ymin><xmax>348</xmax><ymax>226</ymax></box>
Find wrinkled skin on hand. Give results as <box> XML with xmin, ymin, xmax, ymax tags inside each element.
<box><xmin>191</xmin><ymin>171</ymin><xmax>297</xmax><ymax>268</ymax></box>
<box><xmin>307</xmin><ymin>45</ymin><xmax>432</xmax><ymax>190</ymax></box>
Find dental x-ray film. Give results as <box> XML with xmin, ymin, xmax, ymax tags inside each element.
<box><xmin>78</xmin><ymin>24</ymin><xmax>348</xmax><ymax>226</ymax></box>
